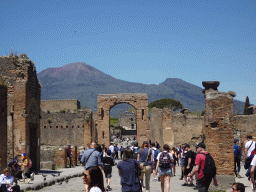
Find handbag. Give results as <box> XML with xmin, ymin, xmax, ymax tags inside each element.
<box><xmin>140</xmin><ymin>148</ymin><xmax>151</xmax><ymax>173</ymax></box>
<box><xmin>134</xmin><ymin>161</ymin><xmax>141</xmax><ymax>176</ymax></box>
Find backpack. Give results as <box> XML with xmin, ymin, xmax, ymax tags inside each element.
<box><xmin>234</xmin><ymin>145</ymin><xmax>239</xmax><ymax>157</ymax></box>
<box><xmin>28</xmin><ymin>159</ymin><xmax>32</xmax><ymax>168</ymax></box>
<box><xmin>159</xmin><ymin>152</ymin><xmax>171</xmax><ymax>168</ymax></box>
<box><xmin>201</xmin><ymin>153</ymin><xmax>216</xmax><ymax>180</ymax></box>
<box><xmin>153</xmin><ymin>149</ymin><xmax>160</xmax><ymax>162</ymax></box>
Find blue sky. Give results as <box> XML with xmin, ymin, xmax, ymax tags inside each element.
<box><xmin>1</xmin><ymin>0</ymin><xmax>255</xmax><ymax>104</ymax></box>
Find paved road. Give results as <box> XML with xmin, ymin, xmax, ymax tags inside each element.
<box><xmin>29</xmin><ymin>162</ymin><xmax>196</xmax><ymax>192</ymax></box>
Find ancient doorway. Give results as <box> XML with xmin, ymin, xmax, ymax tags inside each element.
<box><xmin>29</xmin><ymin>123</ymin><xmax>38</xmax><ymax>171</ymax></box>
<box><xmin>97</xmin><ymin>93</ymin><xmax>149</xmax><ymax>147</ymax></box>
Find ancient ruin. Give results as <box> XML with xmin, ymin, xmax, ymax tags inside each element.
<box><xmin>0</xmin><ymin>54</ymin><xmax>41</xmax><ymax>171</ymax></box>
<box><xmin>40</xmin><ymin>99</ymin><xmax>92</xmax><ymax>169</ymax></box>
<box><xmin>97</xmin><ymin>93</ymin><xmax>149</xmax><ymax>146</ymax></box>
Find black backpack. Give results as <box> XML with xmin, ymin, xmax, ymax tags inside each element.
<box><xmin>159</xmin><ymin>152</ymin><xmax>171</xmax><ymax>168</ymax></box>
<box><xmin>201</xmin><ymin>153</ymin><xmax>216</xmax><ymax>180</ymax></box>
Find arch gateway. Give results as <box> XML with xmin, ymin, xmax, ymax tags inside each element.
<box><xmin>97</xmin><ymin>93</ymin><xmax>149</xmax><ymax>146</ymax></box>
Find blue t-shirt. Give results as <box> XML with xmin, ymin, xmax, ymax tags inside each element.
<box><xmin>138</xmin><ymin>148</ymin><xmax>152</xmax><ymax>166</ymax></box>
<box><xmin>117</xmin><ymin>159</ymin><xmax>140</xmax><ymax>187</ymax></box>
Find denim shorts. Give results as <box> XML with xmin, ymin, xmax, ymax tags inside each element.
<box><xmin>180</xmin><ymin>158</ymin><xmax>185</xmax><ymax>166</ymax></box>
<box><xmin>159</xmin><ymin>168</ymin><xmax>172</xmax><ymax>176</ymax></box>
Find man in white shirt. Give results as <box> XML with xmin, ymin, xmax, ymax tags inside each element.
<box><xmin>109</xmin><ymin>142</ymin><xmax>115</xmax><ymax>159</ymax></box>
<box><xmin>245</xmin><ymin>136</ymin><xmax>255</xmax><ymax>158</ymax></box>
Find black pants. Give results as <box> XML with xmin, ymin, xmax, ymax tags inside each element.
<box><xmin>197</xmin><ymin>178</ymin><xmax>212</xmax><ymax>192</ymax></box>
<box><xmin>0</xmin><ymin>184</ymin><xmax>20</xmax><ymax>192</ymax></box>
<box><xmin>121</xmin><ymin>151</ymin><xmax>124</xmax><ymax>159</ymax></box>
<box><xmin>234</xmin><ymin>156</ymin><xmax>241</xmax><ymax>176</ymax></box>
<box><xmin>68</xmin><ymin>155</ymin><xmax>73</xmax><ymax>168</ymax></box>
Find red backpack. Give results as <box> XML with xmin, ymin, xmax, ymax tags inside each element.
<box><xmin>159</xmin><ymin>152</ymin><xmax>171</xmax><ymax>168</ymax></box>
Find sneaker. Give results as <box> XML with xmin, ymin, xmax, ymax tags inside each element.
<box><xmin>187</xmin><ymin>183</ymin><xmax>194</xmax><ymax>187</ymax></box>
<box><xmin>182</xmin><ymin>183</ymin><xmax>188</xmax><ymax>186</ymax></box>
<box><xmin>27</xmin><ymin>179</ymin><xmax>31</xmax><ymax>183</ymax></box>
<box><xmin>153</xmin><ymin>178</ymin><xmax>157</xmax><ymax>181</ymax></box>
<box><xmin>237</xmin><ymin>173</ymin><xmax>242</xmax><ymax>178</ymax></box>
<box><xmin>30</xmin><ymin>172</ymin><xmax>35</xmax><ymax>181</ymax></box>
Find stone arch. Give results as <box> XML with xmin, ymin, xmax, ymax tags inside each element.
<box><xmin>97</xmin><ymin>93</ymin><xmax>149</xmax><ymax>147</ymax></box>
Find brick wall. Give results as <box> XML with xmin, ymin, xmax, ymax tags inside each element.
<box><xmin>149</xmin><ymin>108</ymin><xmax>204</xmax><ymax>149</ymax></box>
<box><xmin>41</xmin><ymin>100</ymin><xmax>80</xmax><ymax>112</ymax></box>
<box><xmin>0</xmin><ymin>54</ymin><xmax>41</xmax><ymax>170</ymax></box>
<box><xmin>0</xmin><ymin>85</ymin><xmax>7</xmax><ymax>172</ymax></box>
<box><xmin>40</xmin><ymin>110</ymin><xmax>91</xmax><ymax>146</ymax></box>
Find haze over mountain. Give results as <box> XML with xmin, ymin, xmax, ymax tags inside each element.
<box><xmin>38</xmin><ymin>62</ymin><xmax>245</xmax><ymax>117</ymax></box>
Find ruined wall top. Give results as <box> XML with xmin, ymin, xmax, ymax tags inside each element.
<box><xmin>41</xmin><ymin>99</ymin><xmax>81</xmax><ymax>112</ymax></box>
<box><xmin>98</xmin><ymin>93</ymin><xmax>148</xmax><ymax>99</ymax></box>
<box><xmin>0</xmin><ymin>54</ymin><xmax>38</xmax><ymax>87</ymax></box>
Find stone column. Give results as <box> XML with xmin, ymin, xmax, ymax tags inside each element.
<box><xmin>202</xmin><ymin>81</ymin><xmax>235</xmax><ymax>191</ymax></box>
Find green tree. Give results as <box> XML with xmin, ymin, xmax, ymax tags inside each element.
<box><xmin>243</xmin><ymin>96</ymin><xmax>250</xmax><ymax>115</ymax></box>
<box><xmin>148</xmin><ymin>98</ymin><xmax>183</xmax><ymax>111</ymax></box>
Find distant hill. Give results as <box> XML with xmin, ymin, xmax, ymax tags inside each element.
<box><xmin>38</xmin><ymin>62</ymin><xmax>246</xmax><ymax>117</ymax></box>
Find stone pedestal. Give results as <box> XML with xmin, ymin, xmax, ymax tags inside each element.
<box><xmin>202</xmin><ymin>81</ymin><xmax>235</xmax><ymax>191</ymax></box>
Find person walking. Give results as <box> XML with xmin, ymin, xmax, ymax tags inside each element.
<box><xmin>155</xmin><ymin>144</ymin><xmax>174</xmax><ymax>192</ymax></box>
<box><xmin>137</xmin><ymin>141</ymin><xmax>153</xmax><ymax>192</ymax></box>
<box><xmin>244</xmin><ymin>136</ymin><xmax>255</xmax><ymax>159</ymax></box>
<box><xmin>82</xmin><ymin>166</ymin><xmax>105</xmax><ymax>192</ymax></box>
<box><xmin>188</xmin><ymin>143</ymin><xmax>218</xmax><ymax>192</ymax></box>
<box><xmin>0</xmin><ymin>167</ymin><xmax>20</xmax><ymax>192</ymax></box>
<box><xmin>234</xmin><ymin>139</ymin><xmax>242</xmax><ymax>178</ymax></box>
<box><xmin>120</xmin><ymin>146</ymin><xmax>124</xmax><ymax>160</ymax></box>
<box><xmin>182</xmin><ymin>144</ymin><xmax>195</xmax><ymax>187</ymax></box>
<box><xmin>67</xmin><ymin>144</ymin><xmax>73</xmax><ymax>168</ymax></box>
<box><xmin>151</xmin><ymin>142</ymin><xmax>160</xmax><ymax>181</ymax></box>
<box><xmin>117</xmin><ymin>148</ymin><xmax>141</xmax><ymax>192</ymax></box>
<box><xmin>179</xmin><ymin>144</ymin><xmax>186</xmax><ymax>180</ymax></box>
<box><xmin>79</xmin><ymin>147</ymin><xmax>85</xmax><ymax>164</ymax></box>
<box><xmin>171</xmin><ymin>147</ymin><xmax>178</xmax><ymax>177</ymax></box>
<box><xmin>102</xmin><ymin>150</ymin><xmax>114</xmax><ymax>191</ymax></box>
<box><xmin>81</xmin><ymin>142</ymin><xmax>102</xmax><ymax>191</ymax></box>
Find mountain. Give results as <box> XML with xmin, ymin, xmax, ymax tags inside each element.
<box><xmin>38</xmin><ymin>62</ymin><xmax>246</xmax><ymax>116</ymax></box>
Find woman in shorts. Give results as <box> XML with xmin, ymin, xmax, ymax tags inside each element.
<box><xmin>102</xmin><ymin>150</ymin><xmax>114</xmax><ymax>191</ymax></box>
<box><xmin>156</xmin><ymin>144</ymin><xmax>174</xmax><ymax>192</ymax></box>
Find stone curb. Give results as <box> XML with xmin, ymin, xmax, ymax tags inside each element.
<box><xmin>20</xmin><ymin>171</ymin><xmax>84</xmax><ymax>192</ymax></box>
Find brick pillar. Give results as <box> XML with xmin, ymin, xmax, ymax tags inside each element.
<box><xmin>0</xmin><ymin>85</ymin><xmax>7</xmax><ymax>172</ymax></box>
<box><xmin>202</xmin><ymin>81</ymin><xmax>235</xmax><ymax>190</ymax></box>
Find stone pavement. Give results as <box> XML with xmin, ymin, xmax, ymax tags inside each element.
<box><xmin>17</xmin><ymin>160</ymin><xmax>253</xmax><ymax>192</ymax></box>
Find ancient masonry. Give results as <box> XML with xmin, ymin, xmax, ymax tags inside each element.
<box><xmin>202</xmin><ymin>81</ymin><xmax>234</xmax><ymax>190</ymax></box>
<box><xmin>0</xmin><ymin>54</ymin><xmax>41</xmax><ymax>171</ymax></box>
<box><xmin>40</xmin><ymin>100</ymin><xmax>92</xmax><ymax>169</ymax></box>
<box><xmin>97</xmin><ymin>93</ymin><xmax>149</xmax><ymax>147</ymax></box>
<box><xmin>118</xmin><ymin>111</ymin><xmax>136</xmax><ymax>130</ymax></box>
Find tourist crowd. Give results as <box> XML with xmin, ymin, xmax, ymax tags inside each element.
<box><xmin>78</xmin><ymin>138</ymin><xmax>247</xmax><ymax>192</ymax></box>
<box><xmin>2</xmin><ymin>136</ymin><xmax>251</xmax><ymax>192</ymax></box>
